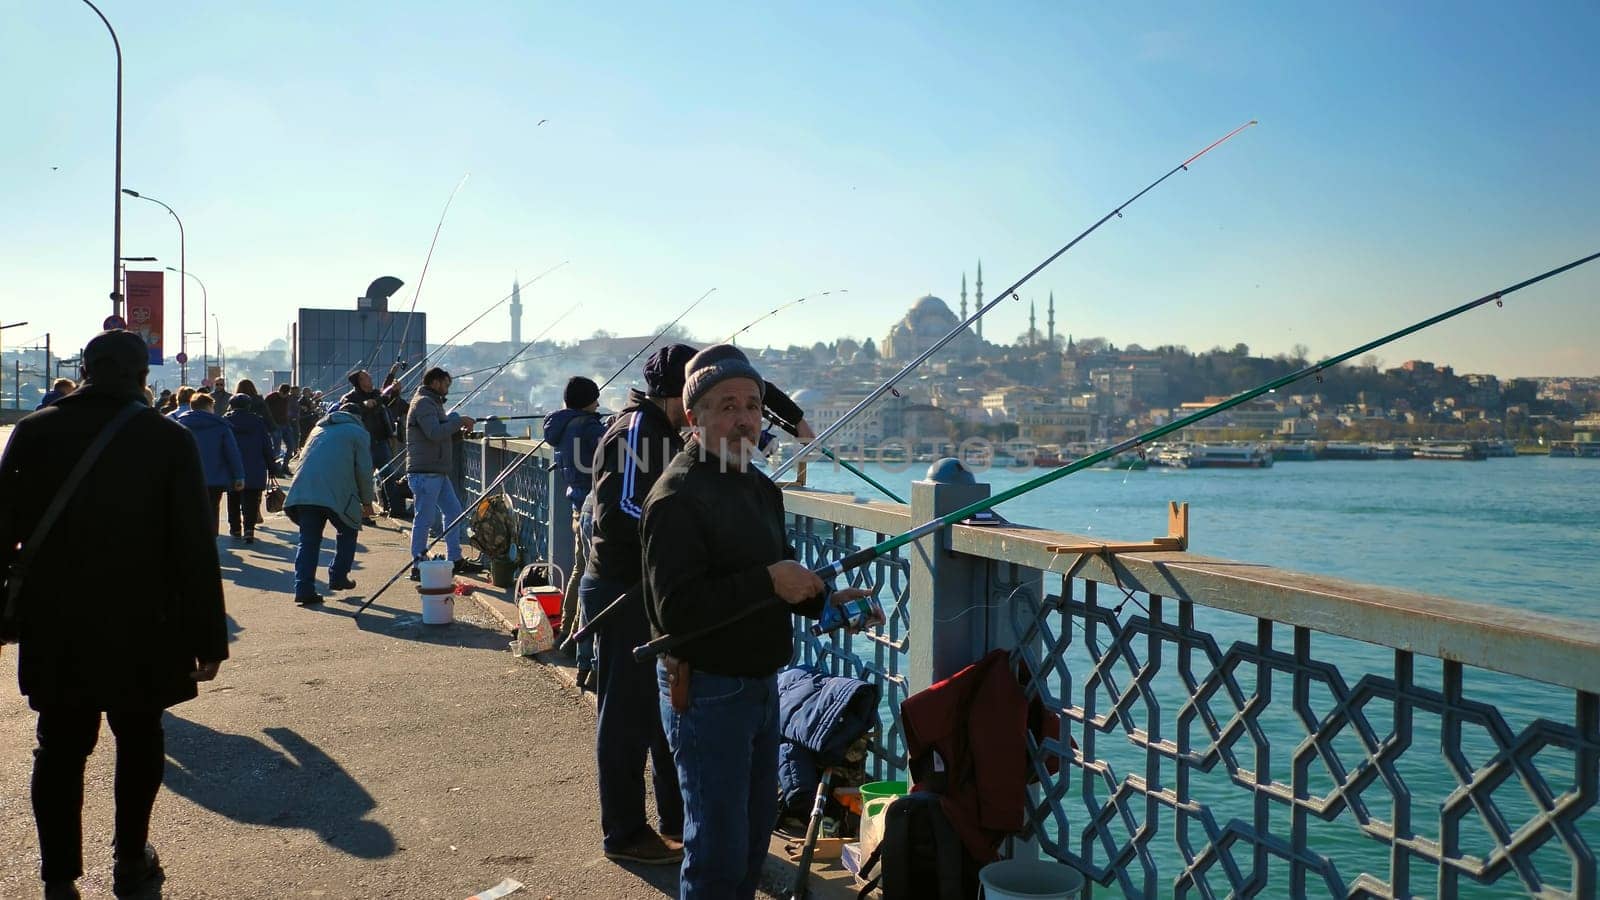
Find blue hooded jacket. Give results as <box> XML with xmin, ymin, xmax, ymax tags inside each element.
<box><xmin>224</xmin><ymin>396</ymin><xmax>276</xmax><ymax>490</ymax></box>
<box><xmin>543</xmin><ymin>407</ymin><xmax>606</xmax><ymax>507</ymax></box>
<box><xmin>174</xmin><ymin>407</ymin><xmax>245</xmax><ymax>489</ymax></box>
<box><xmin>776</xmin><ymin>666</ymin><xmax>881</xmax><ymax>813</ymax></box>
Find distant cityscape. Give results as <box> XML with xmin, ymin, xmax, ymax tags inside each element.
<box><xmin>4</xmin><ymin>275</ymin><xmax>1598</xmax><ymax>459</ymax></box>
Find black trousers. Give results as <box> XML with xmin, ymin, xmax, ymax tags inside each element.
<box><xmin>31</xmin><ymin>705</ymin><xmax>165</xmax><ymax>883</ymax></box>
<box><xmin>227</xmin><ymin>488</ymin><xmax>264</xmax><ymax>533</ymax></box>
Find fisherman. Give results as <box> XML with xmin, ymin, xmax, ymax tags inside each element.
<box><xmin>404</xmin><ymin>367</ymin><xmax>484</xmax><ymax>578</ymax></box>
<box><xmin>640</xmin><ymin>345</ymin><xmax>865</xmax><ymax>899</ymax></box>
<box><xmin>581</xmin><ymin>344</ymin><xmax>817</xmax><ymax>869</ymax></box>
<box><xmin>0</xmin><ymin>330</ymin><xmax>228</xmax><ymax>900</ymax></box>
<box><xmin>542</xmin><ymin>376</ymin><xmax>606</xmax><ymax>654</ymax></box>
<box><xmin>341</xmin><ymin>365</ymin><xmax>405</xmax><ymax>521</ymax></box>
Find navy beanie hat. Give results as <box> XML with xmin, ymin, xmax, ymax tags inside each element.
<box><xmin>564</xmin><ymin>376</ymin><xmax>600</xmax><ymax>409</ymax></box>
<box><xmin>643</xmin><ymin>344</ymin><xmax>698</xmax><ymax>399</ymax></box>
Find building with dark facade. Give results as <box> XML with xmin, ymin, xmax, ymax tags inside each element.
<box><xmin>297</xmin><ymin>294</ymin><xmax>425</xmax><ymax>391</ymax></box>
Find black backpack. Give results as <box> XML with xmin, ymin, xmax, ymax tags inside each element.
<box><xmin>855</xmin><ymin>792</ymin><xmax>981</xmax><ymax>900</ymax></box>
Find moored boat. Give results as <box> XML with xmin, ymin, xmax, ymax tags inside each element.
<box><xmin>1270</xmin><ymin>442</ymin><xmax>1317</xmax><ymax>461</ymax></box>
<box><xmin>1413</xmin><ymin>443</ymin><xmax>1485</xmax><ymax>461</ymax></box>
<box><xmin>1189</xmin><ymin>443</ymin><xmax>1274</xmax><ymax>468</ymax></box>
<box><xmin>1319</xmin><ymin>441</ymin><xmax>1375</xmax><ymax>460</ymax></box>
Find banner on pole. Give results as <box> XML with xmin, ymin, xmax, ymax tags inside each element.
<box><xmin>124</xmin><ymin>270</ymin><xmax>165</xmax><ymax>365</ymax></box>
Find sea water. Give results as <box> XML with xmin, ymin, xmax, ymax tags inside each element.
<box><xmin>797</xmin><ymin>456</ymin><xmax>1600</xmax><ymax>893</ymax></box>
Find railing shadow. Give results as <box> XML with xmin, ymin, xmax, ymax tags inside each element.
<box><xmin>162</xmin><ymin>714</ymin><xmax>397</xmax><ymax>859</ymax></box>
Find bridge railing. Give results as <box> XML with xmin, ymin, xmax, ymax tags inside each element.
<box><xmin>459</xmin><ymin>437</ymin><xmax>1598</xmax><ymax>897</ymax></box>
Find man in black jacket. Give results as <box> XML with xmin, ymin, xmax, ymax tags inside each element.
<box><xmin>640</xmin><ymin>344</ymin><xmax>865</xmax><ymax>900</ymax></box>
<box><xmin>581</xmin><ymin>344</ymin><xmax>816</xmax><ymax>868</ymax></box>
<box><xmin>340</xmin><ymin>365</ymin><xmax>405</xmax><ymax>518</ymax></box>
<box><xmin>0</xmin><ymin>330</ymin><xmax>228</xmax><ymax>900</ymax></box>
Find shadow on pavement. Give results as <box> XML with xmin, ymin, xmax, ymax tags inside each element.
<box><xmin>163</xmin><ymin>715</ymin><xmax>397</xmax><ymax>859</ymax></box>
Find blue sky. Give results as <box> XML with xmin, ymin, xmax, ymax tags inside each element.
<box><xmin>4</xmin><ymin>0</ymin><xmax>1597</xmax><ymax>376</ymax></box>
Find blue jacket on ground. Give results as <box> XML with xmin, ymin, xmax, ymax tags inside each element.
<box><xmin>224</xmin><ymin>397</ymin><xmax>276</xmax><ymax>490</ymax></box>
<box><xmin>543</xmin><ymin>407</ymin><xmax>606</xmax><ymax>507</ymax></box>
<box><xmin>286</xmin><ymin>410</ymin><xmax>375</xmax><ymax>531</ymax></box>
<box><xmin>175</xmin><ymin>407</ymin><xmax>245</xmax><ymax>489</ymax></box>
<box><xmin>776</xmin><ymin>666</ymin><xmax>881</xmax><ymax>811</ymax></box>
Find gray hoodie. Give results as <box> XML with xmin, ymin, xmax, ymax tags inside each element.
<box><xmin>405</xmin><ymin>386</ymin><xmax>461</xmax><ymax>475</ymax></box>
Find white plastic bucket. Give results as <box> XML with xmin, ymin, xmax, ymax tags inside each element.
<box><xmin>417</xmin><ymin>559</ymin><xmax>454</xmax><ymax>591</ymax></box>
<box><xmin>978</xmin><ymin>859</ymin><xmax>1084</xmax><ymax>899</ymax></box>
<box><xmin>420</xmin><ymin>588</ymin><xmax>454</xmax><ymax>625</ymax></box>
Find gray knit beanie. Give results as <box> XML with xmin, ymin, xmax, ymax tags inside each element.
<box><xmin>682</xmin><ymin>344</ymin><xmax>765</xmax><ymax>411</ymax></box>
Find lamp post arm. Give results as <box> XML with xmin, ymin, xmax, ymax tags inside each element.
<box><xmin>81</xmin><ymin>0</ymin><xmax>123</xmax><ymax>318</ymax></box>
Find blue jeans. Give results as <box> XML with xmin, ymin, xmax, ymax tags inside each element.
<box><xmin>407</xmin><ymin>473</ymin><xmax>462</xmax><ymax>560</ymax></box>
<box><xmin>658</xmin><ymin>666</ymin><xmax>779</xmax><ymax>900</ymax></box>
<box><xmin>583</xmin><ymin>573</ymin><xmax>682</xmax><ymax>850</ymax></box>
<box><xmin>292</xmin><ymin>505</ymin><xmax>356</xmax><ymax>597</ymax></box>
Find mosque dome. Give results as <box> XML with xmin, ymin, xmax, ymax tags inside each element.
<box><xmin>883</xmin><ymin>294</ymin><xmax>978</xmax><ymax>362</ymax></box>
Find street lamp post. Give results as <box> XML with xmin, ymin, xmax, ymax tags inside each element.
<box><xmin>125</xmin><ymin>190</ymin><xmax>184</xmax><ymax>382</ymax></box>
<box><xmin>168</xmin><ymin>267</ymin><xmax>207</xmax><ymax>380</ymax></box>
<box><xmin>211</xmin><ymin>313</ymin><xmax>223</xmax><ymax>382</ymax></box>
<box><xmin>80</xmin><ymin>0</ymin><xmax>123</xmax><ymax>321</ymax></box>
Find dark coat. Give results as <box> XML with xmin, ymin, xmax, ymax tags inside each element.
<box><xmin>776</xmin><ymin>666</ymin><xmax>881</xmax><ymax>811</ymax></box>
<box><xmin>224</xmin><ymin>398</ymin><xmax>276</xmax><ymax>490</ymax></box>
<box><xmin>543</xmin><ymin>406</ymin><xmax>606</xmax><ymax>507</ymax></box>
<box><xmin>0</xmin><ymin>387</ymin><xmax>229</xmax><ymax>711</ymax></box>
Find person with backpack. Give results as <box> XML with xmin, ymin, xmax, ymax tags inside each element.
<box><xmin>639</xmin><ymin>345</ymin><xmax>867</xmax><ymax>899</ymax></box>
<box><xmin>0</xmin><ymin>329</ymin><xmax>228</xmax><ymax>900</ymax></box>
<box><xmin>223</xmin><ymin>394</ymin><xmax>277</xmax><ymax>544</ymax></box>
<box><xmin>542</xmin><ymin>376</ymin><xmax>606</xmax><ymax>661</ymax></box>
<box><xmin>174</xmin><ymin>393</ymin><xmax>245</xmax><ymax>534</ymax></box>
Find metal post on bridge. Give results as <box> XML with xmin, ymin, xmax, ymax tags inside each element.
<box><xmin>907</xmin><ymin>459</ymin><xmax>1002</xmax><ymax>693</ymax></box>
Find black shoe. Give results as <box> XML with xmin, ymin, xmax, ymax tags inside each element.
<box><xmin>408</xmin><ymin>566</ymin><xmax>421</xmax><ymax>582</ymax></box>
<box><xmin>243</xmin><ymin>531</ymin><xmax>255</xmax><ymax>545</ymax></box>
<box><xmin>294</xmin><ymin>593</ymin><xmax>324</xmax><ymax>606</ymax></box>
<box><xmin>229</xmin><ymin>529</ymin><xmax>242</xmax><ymax>540</ymax></box>
<box><xmin>329</xmin><ymin>576</ymin><xmax>356</xmax><ymax>591</ymax></box>
<box><xmin>575</xmin><ymin>668</ymin><xmax>596</xmax><ymax>692</ymax></box>
<box><xmin>112</xmin><ymin>843</ymin><xmax>164</xmax><ymax>898</ymax></box>
<box><xmin>362</xmin><ymin>517</ymin><xmax>378</xmax><ymax>527</ymax></box>
<box><xmin>44</xmin><ymin>882</ymin><xmax>80</xmax><ymax>900</ymax></box>
<box><xmin>453</xmin><ymin>558</ymin><xmax>487</xmax><ymax>575</ymax></box>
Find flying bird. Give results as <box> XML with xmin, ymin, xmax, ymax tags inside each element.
<box><xmin>537</xmin><ymin>119</ymin><xmax>548</xmax><ymax>126</ymax></box>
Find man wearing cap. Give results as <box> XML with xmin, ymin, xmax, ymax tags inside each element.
<box><xmin>640</xmin><ymin>344</ymin><xmax>866</xmax><ymax>899</ymax></box>
<box><xmin>341</xmin><ymin>365</ymin><xmax>405</xmax><ymax>519</ymax></box>
<box><xmin>0</xmin><ymin>330</ymin><xmax>228</xmax><ymax>899</ymax></box>
<box><xmin>542</xmin><ymin>376</ymin><xmax>606</xmax><ymax>655</ymax></box>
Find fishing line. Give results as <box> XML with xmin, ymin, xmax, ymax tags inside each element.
<box><xmin>635</xmin><ymin>249</ymin><xmax>1600</xmax><ymax>661</ymax></box>
<box><xmin>771</xmin><ymin>120</ymin><xmax>1260</xmax><ymax>481</ymax></box>
<box><xmin>357</xmin><ymin>287</ymin><xmax>720</xmax><ymax>615</ymax></box>
<box><xmin>394</xmin><ymin>173</ymin><xmax>470</xmax><ymax>360</ymax></box>
<box><xmin>721</xmin><ymin>289</ymin><xmax>848</xmax><ymax>345</ymax></box>
<box><xmin>398</xmin><ymin>260</ymin><xmax>571</xmax><ymax>389</ymax></box>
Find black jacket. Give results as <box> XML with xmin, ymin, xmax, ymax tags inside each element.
<box><xmin>0</xmin><ymin>387</ymin><xmax>229</xmax><ymax>710</ymax></box>
<box><xmin>340</xmin><ymin>385</ymin><xmax>401</xmax><ymax>441</ymax></box>
<box><xmin>641</xmin><ymin>440</ymin><xmax>823</xmax><ymax>677</ymax></box>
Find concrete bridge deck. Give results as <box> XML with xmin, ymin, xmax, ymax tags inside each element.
<box><xmin>0</xmin><ymin>469</ymin><xmax>859</xmax><ymax>899</ymax></box>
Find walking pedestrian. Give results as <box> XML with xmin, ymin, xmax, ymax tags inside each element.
<box><xmin>297</xmin><ymin>388</ymin><xmax>319</xmax><ymax>449</ymax></box>
<box><xmin>223</xmin><ymin>394</ymin><xmax>276</xmax><ymax>544</ymax></box>
<box><xmin>341</xmin><ymin>366</ymin><xmax>405</xmax><ymax>520</ymax></box>
<box><xmin>283</xmin><ymin>402</ymin><xmax>375</xmax><ymax>605</ymax></box>
<box><xmin>543</xmin><ymin>376</ymin><xmax>606</xmax><ymax>651</ymax></box>
<box><xmin>641</xmin><ymin>345</ymin><xmax>864</xmax><ymax>900</ymax></box>
<box><xmin>403</xmin><ymin>368</ymin><xmax>484</xmax><ymax>579</ymax></box>
<box><xmin>0</xmin><ymin>329</ymin><xmax>228</xmax><ymax>900</ymax></box>
<box><xmin>174</xmin><ymin>393</ymin><xmax>244</xmax><ymax>534</ymax></box>
<box><xmin>168</xmin><ymin>386</ymin><xmax>196</xmax><ymax>418</ymax></box>
<box><xmin>208</xmin><ymin>377</ymin><xmax>231</xmax><ymax>408</ymax></box>
<box><xmin>265</xmin><ymin>384</ymin><xmax>296</xmax><ymax>469</ymax></box>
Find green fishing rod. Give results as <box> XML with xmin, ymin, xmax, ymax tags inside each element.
<box><xmin>357</xmin><ymin>287</ymin><xmax>719</xmax><ymax>616</ymax></box>
<box><xmin>763</xmin><ymin>412</ymin><xmax>904</xmax><ymax>503</ymax></box>
<box><xmin>635</xmin><ymin>250</ymin><xmax>1600</xmax><ymax>661</ymax></box>
<box><xmin>770</xmin><ymin>120</ymin><xmax>1259</xmax><ymax>482</ymax></box>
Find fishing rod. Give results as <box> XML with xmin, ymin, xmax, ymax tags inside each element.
<box><xmin>369</xmin><ymin>303</ymin><xmax>578</xmax><ymax>484</ymax></box>
<box><xmin>396</xmin><ymin>261</ymin><xmax>570</xmax><ymax>389</ymax></box>
<box><xmin>394</xmin><ymin>173</ymin><xmax>469</xmax><ymax>358</ymax></box>
<box><xmin>356</xmin><ymin>287</ymin><xmax>719</xmax><ymax>615</ymax></box>
<box><xmin>770</xmin><ymin>120</ymin><xmax>1259</xmax><ymax>481</ymax></box>
<box><xmin>634</xmin><ymin>250</ymin><xmax>1600</xmax><ymax>661</ymax></box>
<box><xmin>562</xmin><ymin>408</ymin><xmax>904</xmax><ymax>650</ymax></box>
<box><xmin>723</xmin><ymin>289</ymin><xmax>847</xmax><ymax>345</ymax></box>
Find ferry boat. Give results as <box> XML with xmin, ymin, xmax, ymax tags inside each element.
<box><xmin>1270</xmin><ymin>442</ymin><xmax>1317</xmax><ymax>461</ymax></box>
<box><xmin>1189</xmin><ymin>443</ymin><xmax>1274</xmax><ymax>468</ymax></box>
<box><xmin>1482</xmin><ymin>439</ymin><xmax>1518</xmax><ymax>458</ymax></box>
<box><xmin>1413</xmin><ymin>443</ymin><xmax>1485</xmax><ymax>461</ymax></box>
<box><xmin>1319</xmin><ymin>441</ymin><xmax>1375</xmax><ymax>460</ymax></box>
<box><xmin>1032</xmin><ymin>445</ymin><xmax>1071</xmax><ymax>467</ymax></box>
<box><xmin>1371</xmin><ymin>442</ymin><xmax>1414</xmax><ymax>459</ymax></box>
<box><xmin>1148</xmin><ymin>444</ymin><xmax>1193</xmax><ymax>469</ymax></box>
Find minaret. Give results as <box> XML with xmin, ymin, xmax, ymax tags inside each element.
<box><xmin>1028</xmin><ymin>299</ymin><xmax>1037</xmax><ymax>347</ymax></box>
<box><xmin>959</xmin><ymin>272</ymin><xmax>968</xmax><ymax>320</ymax></box>
<box><xmin>510</xmin><ymin>277</ymin><xmax>523</xmax><ymax>345</ymax></box>
<box><xmin>974</xmin><ymin>260</ymin><xmax>984</xmax><ymax>341</ymax></box>
<box><xmin>1047</xmin><ymin>291</ymin><xmax>1056</xmax><ymax>347</ymax></box>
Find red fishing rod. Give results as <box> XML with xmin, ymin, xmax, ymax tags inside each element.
<box><xmin>636</xmin><ymin>250</ymin><xmax>1600</xmax><ymax>660</ymax></box>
